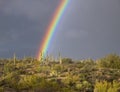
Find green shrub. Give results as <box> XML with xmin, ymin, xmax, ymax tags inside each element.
<box><xmin>17</xmin><ymin>75</ymin><xmax>41</xmax><ymax>90</ymax></box>
<box><xmin>94</xmin><ymin>80</ymin><xmax>120</xmax><ymax>92</ymax></box>
<box><xmin>97</xmin><ymin>54</ymin><xmax>120</xmax><ymax>69</ymax></box>
<box><xmin>62</xmin><ymin>58</ymin><xmax>73</xmax><ymax>64</ymax></box>
<box><xmin>0</xmin><ymin>86</ymin><xmax>4</xmax><ymax>92</ymax></box>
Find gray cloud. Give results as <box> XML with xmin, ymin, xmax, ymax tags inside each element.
<box><xmin>0</xmin><ymin>0</ymin><xmax>60</xmax><ymax>58</ymax></box>
<box><xmin>1</xmin><ymin>0</ymin><xmax>59</xmax><ymax>20</ymax></box>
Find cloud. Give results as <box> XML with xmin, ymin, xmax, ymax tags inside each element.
<box><xmin>1</xmin><ymin>0</ymin><xmax>59</xmax><ymax>20</ymax></box>
<box><xmin>64</xmin><ymin>29</ymin><xmax>89</xmax><ymax>39</ymax></box>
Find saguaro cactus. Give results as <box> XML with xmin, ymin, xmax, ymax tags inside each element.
<box><xmin>13</xmin><ymin>53</ymin><xmax>16</xmax><ymax>65</ymax></box>
<box><xmin>59</xmin><ymin>52</ymin><xmax>62</xmax><ymax>64</ymax></box>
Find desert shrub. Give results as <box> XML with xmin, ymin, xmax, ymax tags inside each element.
<box><xmin>62</xmin><ymin>58</ymin><xmax>73</xmax><ymax>64</ymax></box>
<box><xmin>0</xmin><ymin>86</ymin><xmax>4</xmax><ymax>92</ymax></box>
<box><xmin>75</xmin><ymin>83</ymin><xmax>83</xmax><ymax>90</ymax></box>
<box><xmin>4</xmin><ymin>64</ymin><xmax>12</xmax><ymax>74</ymax></box>
<box><xmin>34</xmin><ymin>79</ymin><xmax>61</xmax><ymax>92</ymax></box>
<box><xmin>61</xmin><ymin>87</ymin><xmax>75</xmax><ymax>92</ymax></box>
<box><xmin>17</xmin><ymin>75</ymin><xmax>62</xmax><ymax>91</ymax></box>
<box><xmin>94</xmin><ymin>80</ymin><xmax>108</xmax><ymax>92</ymax></box>
<box><xmin>97</xmin><ymin>54</ymin><xmax>120</xmax><ymax>69</ymax></box>
<box><xmin>94</xmin><ymin>80</ymin><xmax>120</xmax><ymax>92</ymax></box>
<box><xmin>4</xmin><ymin>72</ymin><xmax>20</xmax><ymax>89</ymax></box>
<box><xmin>17</xmin><ymin>75</ymin><xmax>41</xmax><ymax>90</ymax></box>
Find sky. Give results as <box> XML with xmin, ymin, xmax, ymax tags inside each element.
<box><xmin>0</xmin><ymin>0</ymin><xmax>120</xmax><ymax>60</ymax></box>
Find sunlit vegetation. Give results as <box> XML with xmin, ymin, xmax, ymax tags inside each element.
<box><xmin>0</xmin><ymin>53</ymin><xmax>120</xmax><ymax>92</ymax></box>
<box><xmin>94</xmin><ymin>80</ymin><xmax>120</xmax><ymax>92</ymax></box>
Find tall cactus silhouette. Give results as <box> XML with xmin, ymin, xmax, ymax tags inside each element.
<box><xmin>13</xmin><ymin>53</ymin><xmax>16</xmax><ymax>65</ymax></box>
<box><xmin>58</xmin><ymin>52</ymin><xmax>62</xmax><ymax>64</ymax></box>
<box><xmin>46</xmin><ymin>51</ymin><xmax>49</xmax><ymax>62</ymax></box>
<box><xmin>40</xmin><ymin>52</ymin><xmax>43</xmax><ymax>62</ymax></box>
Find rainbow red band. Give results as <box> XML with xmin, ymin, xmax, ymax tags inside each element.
<box><xmin>37</xmin><ymin>0</ymin><xmax>69</xmax><ymax>60</ymax></box>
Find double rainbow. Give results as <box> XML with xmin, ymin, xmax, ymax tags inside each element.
<box><xmin>37</xmin><ymin>0</ymin><xmax>69</xmax><ymax>60</ymax></box>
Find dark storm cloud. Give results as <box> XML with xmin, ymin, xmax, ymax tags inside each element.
<box><xmin>0</xmin><ymin>0</ymin><xmax>59</xmax><ymax>58</ymax></box>
<box><xmin>0</xmin><ymin>14</ymin><xmax>42</xmax><ymax>58</ymax></box>
<box><xmin>1</xmin><ymin>0</ymin><xmax>59</xmax><ymax>20</ymax></box>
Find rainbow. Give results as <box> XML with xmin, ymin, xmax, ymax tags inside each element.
<box><xmin>37</xmin><ymin>0</ymin><xmax>69</xmax><ymax>60</ymax></box>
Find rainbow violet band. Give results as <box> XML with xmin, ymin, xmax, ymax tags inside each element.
<box><xmin>37</xmin><ymin>0</ymin><xmax>69</xmax><ymax>61</ymax></box>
